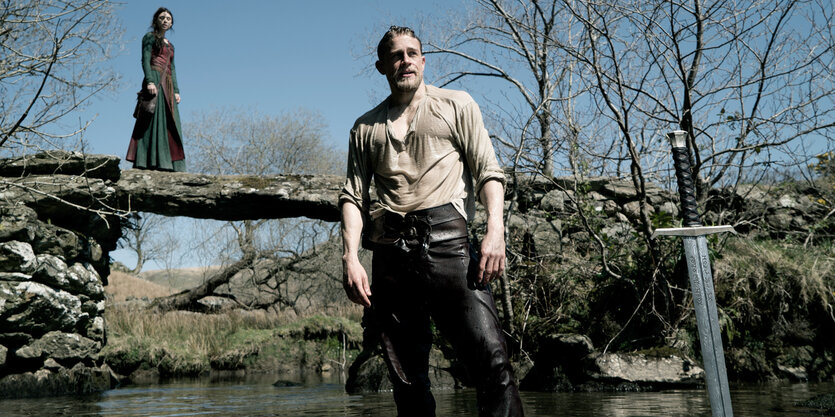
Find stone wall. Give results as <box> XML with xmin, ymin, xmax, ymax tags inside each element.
<box><xmin>499</xmin><ymin>175</ymin><xmax>831</xmax><ymax>256</ymax></box>
<box><xmin>0</xmin><ymin>151</ymin><xmax>123</xmax><ymax>397</ymax></box>
<box><xmin>0</xmin><ymin>203</ymin><xmax>114</xmax><ymax>397</ymax></box>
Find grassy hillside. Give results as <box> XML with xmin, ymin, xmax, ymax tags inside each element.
<box><xmin>138</xmin><ymin>266</ymin><xmax>221</xmax><ymax>291</ymax></box>
<box><xmin>106</xmin><ymin>271</ymin><xmax>176</xmax><ymax>302</ymax></box>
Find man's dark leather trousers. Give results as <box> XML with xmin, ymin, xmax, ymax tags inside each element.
<box><xmin>369</xmin><ymin>204</ymin><xmax>524</xmax><ymax>417</ymax></box>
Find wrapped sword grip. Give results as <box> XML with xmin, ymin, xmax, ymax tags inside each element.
<box><xmin>668</xmin><ymin>131</ymin><xmax>702</xmax><ymax>227</ymax></box>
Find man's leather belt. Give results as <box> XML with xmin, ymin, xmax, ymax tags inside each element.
<box><xmin>364</xmin><ymin>203</ymin><xmax>468</xmax><ymax>251</ymax></box>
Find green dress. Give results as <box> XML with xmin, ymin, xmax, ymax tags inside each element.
<box><xmin>126</xmin><ymin>32</ymin><xmax>186</xmax><ymax>171</ymax></box>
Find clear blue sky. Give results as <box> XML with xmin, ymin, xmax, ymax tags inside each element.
<box><xmin>82</xmin><ymin>0</ymin><xmax>459</xmax><ymax>160</ymax></box>
<box><xmin>92</xmin><ymin>0</ymin><xmax>463</xmax><ymax>269</ymax></box>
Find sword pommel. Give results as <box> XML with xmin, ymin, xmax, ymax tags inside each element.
<box><xmin>667</xmin><ymin>130</ymin><xmax>701</xmax><ymax>227</ymax></box>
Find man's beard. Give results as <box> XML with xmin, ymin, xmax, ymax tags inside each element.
<box><xmin>389</xmin><ymin>73</ymin><xmax>422</xmax><ymax>93</ymax></box>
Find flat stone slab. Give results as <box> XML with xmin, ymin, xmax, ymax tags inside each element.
<box><xmin>114</xmin><ymin>169</ymin><xmax>343</xmax><ymax>222</ymax></box>
<box><xmin>585</xmin><ymin>352</ymin><xmax>704</xmax><ymax>386</ymax></box>
<box><xmin>0</xmin><ymin>151</ymin><xmax>120</xmax><ymax>181</ymax></box>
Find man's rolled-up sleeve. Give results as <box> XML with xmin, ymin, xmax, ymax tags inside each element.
<box><xmin>456</xmin><ymin>100</ymin><xmax>506</xmax><ymax>195</ymax></box>
<box><xmin>339</xmin><ymin>128</ymin><xmax>372</xmax><ymax>211</ymax></box>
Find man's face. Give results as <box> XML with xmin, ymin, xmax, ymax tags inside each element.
<box><xmin>376</xmin><ymin>35</ymin><xmax>425</xmax><ymax>93</ymax></box>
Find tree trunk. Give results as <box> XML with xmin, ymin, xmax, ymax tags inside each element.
<box><xmin>130</xmin><ymin>255</ymin><xmax>144</xmax><ymax>275</ymax></box>
<box><xmin>152</xmin><ymin>252</ymin><xmax>255</xmax><ymax>312</ymax></box>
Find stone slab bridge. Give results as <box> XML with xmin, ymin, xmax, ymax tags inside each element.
<box><xmin>1</xmin><ymin>151</ymin><xmax>343</xmax><ymax>221</ymax></box>
<box><xmin>1</xmin><ymin>152</ymin><xmax>344</xmax><ymax>260</ymax></box>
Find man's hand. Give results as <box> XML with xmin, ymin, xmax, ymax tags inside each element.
<box><xmin>343</xmin><ymin>256</ymin><xmax>371</xmax><ymax>307</ymax></box>
<box><xmin>478</xmin><ymin>224</ymin><xmax>506</xmax><ymax>284</ymax></box>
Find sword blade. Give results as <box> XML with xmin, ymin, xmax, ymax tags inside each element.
<box><xmin>683</xmin><ymin>236</ymin><xmax>734</xmax><ymax>417</ymax></box>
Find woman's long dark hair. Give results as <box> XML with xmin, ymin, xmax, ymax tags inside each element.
<box><xmin>150</xmin><ymin>7</ymin><xmax>173</xmax><ymax>48</ymax></box>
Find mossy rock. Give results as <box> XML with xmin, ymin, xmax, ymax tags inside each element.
<box><xmin>210</xmin><ymin>345</ymin><xmax>260</xmax><ymax>371</ymax></box>
<box><xmin>157</xmin><ymin>353</ymin><xmax>208</xmax><ymax>377</ymax></box>
<box><xmin>274</xmin><ymin>315</ymin><xmax>362</xmax><ymax>347</ymax></box>
<box><xmin>797</xmin><ymin>393</ymin><xmax>835</xmax><ymax>415</ymax></box>
<box><xmin>101</xmin><ymin>344</ymin><xmax>150</xmax><ymax>376</ymax></box>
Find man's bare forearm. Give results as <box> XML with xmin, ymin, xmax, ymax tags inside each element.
<box><xmin>480</xmin><ymin>180</ymin><xmax>505</xmax><ymax>233</ymax></box>
<box><xmin>341</xmin><ymin>201</ymin><xmax>371</xmax><ymax>306</ymax></box>
<box><xmin>477</xmin><ymin>180</ymin><xmax>506</xmax><ymax>283</ymax></box>
<box><xmin>341</xmin><ymin>202</ymin><xmax>364</xmax><ymax>262</ymax></box>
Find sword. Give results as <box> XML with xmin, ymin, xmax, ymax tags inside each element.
<box><xmin>652</xmin><ymin>130</ymin><xmax>735</xmax><ymax>417</ymax></box>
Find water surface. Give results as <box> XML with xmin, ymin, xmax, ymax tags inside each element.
<box><xmin>0</xmin><ymin>373</ymin><xmax>830</xmax><ymax>416</ymax></box>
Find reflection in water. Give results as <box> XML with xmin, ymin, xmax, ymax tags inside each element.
<box><xmin>522</xmin><ymin>391</ymin><xmax>709</xmax><ymax>416</ymax></box>
<box><xmin>0</xmin><ymin>373</ymin><xmax>830</xmax><ymax>416</ymax></box>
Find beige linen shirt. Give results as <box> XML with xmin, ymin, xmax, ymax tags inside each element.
<box><xmin>339</xmin><ymin>85</ymin><xmax>505</xmax><ymax>222</ymax></box>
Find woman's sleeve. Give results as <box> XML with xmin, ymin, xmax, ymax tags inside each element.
<box><xmin>170</xmin><ymin>44</ymin><xmax>180</xmax><ymax>94</ymax></box>
<box><xmin>141</xmin><ymin>33</ymin><xmax>158</xmax><ymax>86</ymax></box>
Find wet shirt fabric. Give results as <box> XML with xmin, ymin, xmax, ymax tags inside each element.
<box><xmin>339</xmin><ymin>85</ymin><xmax>505</xmax><ymax>222</ymax></box>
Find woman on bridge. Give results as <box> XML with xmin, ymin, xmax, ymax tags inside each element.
<box><xmin>126</xmin><ymin>7</ymin><xmax>186</xmax><ymax>172</ymax></box>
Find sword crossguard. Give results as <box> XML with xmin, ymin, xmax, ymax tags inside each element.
<box><xmin>652</xmin><ymin>225</ymin><xmax>735</xmax><ymax>239</ymax></box>
<box><xmin>668</xmin><ymin>130</ymin><xmax>702</xmax><ymax>227</ymax></box>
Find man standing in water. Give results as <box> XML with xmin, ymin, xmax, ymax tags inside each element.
<box><xmin>339</xmin><ymin>26</ymin><xmax>524</xmax><ymax>416</ymax></box>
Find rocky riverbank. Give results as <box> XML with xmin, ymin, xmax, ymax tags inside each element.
<box><xmin>0</xmin><ymin>200</ymin><xmax>116</xmax><ymax>397</ymax></box>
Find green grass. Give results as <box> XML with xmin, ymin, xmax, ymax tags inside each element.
<box><xmin>102</xmin><ymin>307</ymin><xmax>363</xmax><ymax>377</ymax></box>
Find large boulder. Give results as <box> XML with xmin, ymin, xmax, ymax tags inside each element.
<box><xmin>540</xmin><ymin>189</ymin><xmax>568</xmax><ymax>212</ymax></box>
<box><xmin>345</xmin><ymin>353</ymin><xmax>392</xmax><ymax>394</ymax></box>
<box><xmin>31</xmin><ymin>223</ymin><xmax>81</xmax><ymax>261</ymax></box>
<box><xmin>0</xmin><ymin>363</ymin><xmax>114</xmax><ymax>398</ymax></box>
<box><xmin>0</xmin><ymin>205</ymin><xmax>38</xmax><ymax>243</ymax></box>
<box><xmin>32</xmin><ymin>255</ymin><xmax>104</xmax><ymax>299</ymax></box>
<box><xmin>114</xmin><ymin>169</ymin><xmax>343</xmax><ymax>222</ymax></box>
<box><xmin>15</xmin><ymin>331</ymin><xmax>100</xmax><ymax>364</ymax></box>
<box><xmin>503</xmin><ymin>212</ymin><xmax>562</xmax><ymax>257</ymax></box>
<box><xmin>0</xmin><ymin>281</ymin><xmax>84</xmax><ymax>334</ymax></box>
<box><xmin>0</xmin><ymin>344</ymin><xmax>7</xmax><ymax>368</ymax></box>
<box><xmin>0</xmin><ymin>241</ymin><xmax>37</xmax><ymax>273</ymax></box>
<box><xmin>583</xmin><ymin>352</ymin><xmax>704</xmax><ymax>386</ymax></box>
<box><xmin>797</xmin><ymin>393</ymin><xmax>835</xmax><ymax>414</ymax></box>
<box><xmin>521</xmin><ymin>333</ymin><xmax>594</xmax><ymax>391</ymax></box>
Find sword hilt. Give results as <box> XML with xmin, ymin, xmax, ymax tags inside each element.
<box><xmin>667</xmin><ymin>130</ymin><xmax>701</xmax><ymax>227</ymax></box>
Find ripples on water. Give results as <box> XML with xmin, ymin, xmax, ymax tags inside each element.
<box><xmin>0</xmin><ymin>373</ymin><xmax>831</xmax><ymax>416</ymax></box>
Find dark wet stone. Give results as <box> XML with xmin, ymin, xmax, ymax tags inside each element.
<box><xmin>797</xmin><ymin>393</ymin><xmax>835</xmax><ymax>414</ymax></box>
<box><xmin>273</xmin><ymin>380</ymin><xmax>301</xmax><ymax>387</ymax></box>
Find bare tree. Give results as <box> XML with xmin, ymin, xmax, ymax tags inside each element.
<box><xmin>430</xmin><ymin>0</ymin><xmax>834</xmax><ymax>241</ymax></box>
<box><xmin>426</xmin><ymin>0</ymin><xmax>584</xmax><ymax>179</ymax></box>
<box><xmin>119</xmin><ymin>213</ymin><xmax>176</xmax><ymax>274</ymax></box>
<box><xmin>188</xmin><ymin>107</ymin><xmax>343</xmax><ymax>177</ymax></box>
<box><xmin>548</xmin><ymin>0</ymin><xmax>835</xmax><ymax>347</ymax></box>
<box><xmin>152</xmin><ymin>107</ymin><xmax>345</xmax><ymax>312</ymax></box>
<box><xmin>0</xmin><ymin>0</ymin><xmax>121</xmax><ymax>153</ymax></box>
<box><xmin>560</xmin><ymin>0</ymin><xmax>835</xmax><ymax>216</ymax></box>
<box><xmin>428</xmin><ymin>0</ymin><xmax>835</xmax><ymax>345</ymax></box>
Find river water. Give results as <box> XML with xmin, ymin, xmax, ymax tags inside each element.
<box><xmin>0</xmin><ymin>373</ymin><xmax>831</xmax><ymax>416</ymax></box>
